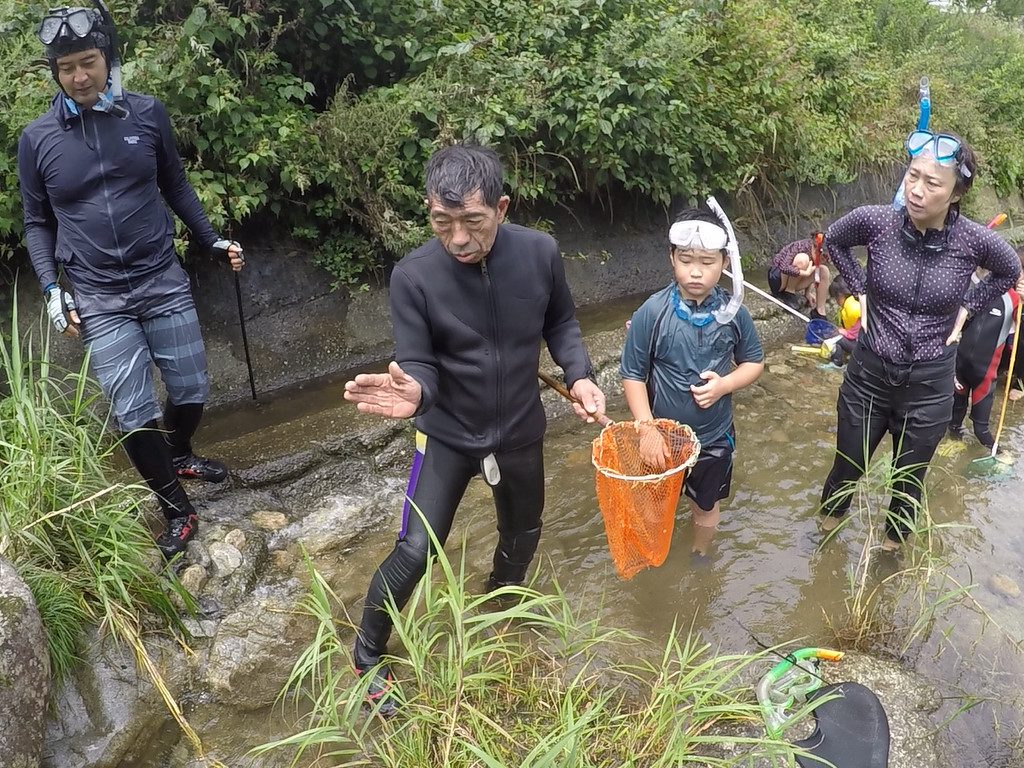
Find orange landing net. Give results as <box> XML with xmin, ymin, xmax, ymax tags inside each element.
<box><xmin>591</xmin><ymin>420</ymin><xmax>701</xmax><ymax>580</ymax></box>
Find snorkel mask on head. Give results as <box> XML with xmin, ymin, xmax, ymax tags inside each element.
<box><xmin>38</xmin><ymin>0</ymin><xmax>127</xmax><ymax>118</ymax></box>
<box><xmin>666</xmin><ymin>196</ymin><xmax>744</xmax><ymax>325</ymax></box>
<box><xmin>905</xmin><ymin>130</ymin><xmax>972</xmax><ymax>181</ymax></box>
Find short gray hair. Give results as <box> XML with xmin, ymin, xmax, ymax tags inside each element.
<box><xmin>425</xmin><ymin>144</ymin><xmax>504</xmax><ymax>209</ymax></box>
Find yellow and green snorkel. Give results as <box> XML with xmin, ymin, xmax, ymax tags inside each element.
<box><xmin>755</xmin><ymin>647</ymin><xmax>844</xmax><ymax>738</ymax></box>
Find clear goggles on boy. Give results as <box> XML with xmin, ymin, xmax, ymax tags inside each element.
<box><xmin>905</xmin><ymin>130</ymin><xmax>962</xmax><ymax>165</ymax></box>
<box><xmin>37</xmin><ymin>7</ymin><xmax>99</xmax><ymax>45</ymax></box>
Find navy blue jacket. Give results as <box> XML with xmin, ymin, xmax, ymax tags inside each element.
<box><xmin>391</xmin><ymin>223</ymin><xmax>594</xmax><ymax>457</ymax></box>
<box><xmin>18</xmin><ymin>91</ymin><xmax>218</xmax><ymax>293</ymax></box>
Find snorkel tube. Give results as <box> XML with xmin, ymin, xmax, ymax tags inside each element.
<box><xmin>893</xmin><ymin>76</ymin><xmax>931</xmax><ymax>209</ymax></box>
<box><xmin>706</xmin><ymin>195</ymin><xmax>744</xmax><ymax>324</ymax></box>
<box><xmin>916</xmin><ymin>76</ymin><xmax>931</xmax><ymax>131</ymax></box>
<box><xmin>92</xmin><ymin>0</ymin><xmax>128</xmax><ymax>117</ymax></box>
<box><xmin>756</xmin><ymin>647</ymin><xmax>845</xmax><ymax>738</ymax></box>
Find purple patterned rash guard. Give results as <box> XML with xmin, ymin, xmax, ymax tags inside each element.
<box><xmin>825</xmin><ymin>205</ymin><xmax>1020</xmax><ymax>365</ymax></box>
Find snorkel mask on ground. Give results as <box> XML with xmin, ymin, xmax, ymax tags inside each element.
<box><xmin>38</xmin><ymin>0</ymin><xmax>127</xmax><ymax>118</ymax></box>
<box><xmin>667</xmin><ymin>196</ymin><xmax>744</xmax><ymax>325</ymax></box>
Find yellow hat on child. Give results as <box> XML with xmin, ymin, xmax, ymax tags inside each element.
<box><xmin>840</xmin><ymin>295</ymin><xmax>861</xmax><ymax>329</ymax></box>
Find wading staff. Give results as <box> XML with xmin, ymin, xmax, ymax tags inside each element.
<box><xmin>538</xmin><ymin>370</ymin><xmax>613</xmax><ymax>426</ymax></box>
<box><xmin>224</xmin><ymin>174</ymin><xmax>257</xmax><ymax>400</ymax></box>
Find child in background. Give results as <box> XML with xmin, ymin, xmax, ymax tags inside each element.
<box><xmin>826</xmin><ymin>276</ymin><xmax>861</xmax><ymax>367</ymax></box>
<box><xmin>768</xmin><ymin>232</ymin><xmax>832</xmax><ymax>321</ymax></box>
<box><xmin>950</xmin><ymin>263</ymin><xmax>1022</xmax><ymax>447</ymax></box>
<box><xmin>620</xmin><ymin>206</ymin><xmax>765</xmax><ymax>557</ymax></box>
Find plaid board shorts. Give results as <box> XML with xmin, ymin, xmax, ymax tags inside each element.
<box><xmin>77</xmin><ymin>264</ymin><xmax>209</xmax><ymax>431</ymax></box>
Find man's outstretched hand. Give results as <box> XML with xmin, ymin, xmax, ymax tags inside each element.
<box><xmin>343</xmin><ymin>361</ymin><xmax>422</xmax><ymax>419</ymax></box>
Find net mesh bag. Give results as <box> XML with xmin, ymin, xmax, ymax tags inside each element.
<box><xmin>591</xmin><ymin>419</ymin><xmax>701</xmax><ymax>579</ymax></box>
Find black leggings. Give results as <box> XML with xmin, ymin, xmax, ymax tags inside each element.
<box><xmin>951</xmin><ymin>388</ymin><xmax>996</xmax><ymax>448</ymax></box>
<box><xmin>820</xmin><ymin>343</ymin><xmax>954</xmax><ymax>542</ymax></box>
<box><xmin>354</xmin><ymin>435</ymin><xmax>545</xmax><ymax>669</ymax></box>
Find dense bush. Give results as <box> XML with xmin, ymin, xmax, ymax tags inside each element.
<box><xmin>2</xmin><ymin>0</ymin><xmax>1024</xmax><ymax>283</ymax></box>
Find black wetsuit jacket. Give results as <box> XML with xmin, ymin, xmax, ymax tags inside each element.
<box><xmin>18</xmin><ymin>91</ymin><xmax>218</xmax><ymax>293</ymax></box>
<box><xmin>389</xmin><ymin>223</ymin><xmax>594</xmax><ymax>457</ymax></box>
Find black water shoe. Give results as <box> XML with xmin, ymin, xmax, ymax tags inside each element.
<box><xmin>357</xmin><ymin>665</ymin><xmax>399</xmax><ymax>718</ymax></box>
<box><xmin>173</xmin><ymin>453</ymin><xmax>228</xmax><ymax>483</ymax></box>
<box><xmin>779</xmin><ymin>291</ymin><xmax>803</xmax><ymax>310</ymax></box>
<box><xmin>156</xmin><ymin>514</ymin><xmax>199</xmax><ymax>559</ymax></box>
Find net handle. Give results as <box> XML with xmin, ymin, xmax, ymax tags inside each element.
<box><xmin>538</xmin><ymin>370</ymin><xmax>613</xmax><ymax>427</ymax></box>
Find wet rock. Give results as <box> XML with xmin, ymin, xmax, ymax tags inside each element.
<box><xmin>234</xmin><ymin>450</ymin><xmax>323</xmax><ymax>488</ymax></box>
<box><xmin>271</xmin><ymin>549</ymin><xmax>298</xmax><ymax>572</ymax></box>
<box><xmin>0</xmin><ymin>558</ymin><xmax>50</xmax><ymax>768</ymax></box>
<box><xmin>203</xmin><ymin>528</ymin><xmax>270</xmax><ymax>610</ymax></box>
<box><xmin>294</xmin><ymin>494</ymin><xmax>384</xmax><ymax>557</ymax></box>
<box><xmin>988</xmin><ymin>573</ymin><xmax>1021</xmax><ymax>599</ymax></box>
<box><xmin>251</xmin><ymin>510</ymin><xmax>289</xmax><ymax>531</ymax></box>
<box><xmin>826</xmin><ymin>653</ymin><xmax>943</xmax><ymax>768</ymax></box>
<box><xmin>224</xmin><ymin>528</ymin><xmax>247</xmax><ymax>551</ymax></box>
<box><xmin>209</xmin><ymin>542</ymin><xmax>244</xmax><ymax>575</ymax></box>
<box><xmin>183</xmin><ymin>618</ymin><xmax>219</xmax><ymax>639</ymax></box>
<box><xmin>179</xmin><ymin>564</ymin><xmax>209</xmax><ymax>596</ymax></box>
<box><xmin>42</xmin><ymin>632</ymin><xmax>187</xmax><ymax>768</ymax></box>
<box><xmin>188</xmin><ymin>540</ymin><xmax>212</xmax><ymax>569</ymax></box>
<box><xmin>769</xmin><ymin>362</ymin><xmax>792</xmax><ymax>375</ymax></box>
<box><xmin>206</xmin><ymin>588</ymin><xmax>316</xmax><ymax>710</ymax></box>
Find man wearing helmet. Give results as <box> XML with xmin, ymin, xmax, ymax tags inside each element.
<box><xmin>18</xmin><ymin>3</ymin><xmax>244</xmax><ymax>559</ymax></box>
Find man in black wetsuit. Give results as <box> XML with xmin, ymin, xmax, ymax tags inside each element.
<box><xmin>18</xmin><ymin>4</ymin><xmax>244</xmax><ymax>558</ymax></box>
<box><xmin>343</xmin><ymin>144</ymin><xmax>606</xmax><ymax>715</ymax></box>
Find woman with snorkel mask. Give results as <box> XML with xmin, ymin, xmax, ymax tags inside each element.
<box><xmin>817</xmin><ymin>130</ymin><xmax>1020</xmax><ymax>551</ymax></box>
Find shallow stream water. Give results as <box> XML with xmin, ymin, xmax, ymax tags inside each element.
<box><xmin>187</xmin><ymin>298</ymin><xmax>1024</xmax><ymax>767</ymax></box>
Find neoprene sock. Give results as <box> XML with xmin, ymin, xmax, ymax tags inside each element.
<box><xmin>122</xmin><ymin>421</ymin><xmax>196</xmax><ymax>520</ymax></box>
<box><xmin>164</xmin><ymin>400</ymin><xmax>204</xmax><ymax>459</ymax></box>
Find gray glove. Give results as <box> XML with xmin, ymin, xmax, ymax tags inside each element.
<box><xmin>212</xmin><ymin>239</ymin><xmax>244</xmax><ymax>265</ymax></box>
<box><xmin>44</xmin><ymin>284</ymin><xmax>78</xmax><ymax>334</ymax></box>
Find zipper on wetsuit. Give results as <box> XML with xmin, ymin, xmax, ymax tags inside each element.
<box><xmin>907</xmin><ymin>244</ymin><xmax>926</xmax><ymax>362</ymax></box>
<box><xmin>480</xmin><ymin>259</ymin><xmax>502</xmax><ymax>449</ymax></box>
<box><xmin>90</xmin><ymin>112</ymin><xmax>129</xmax><ymax>285</ymax></box>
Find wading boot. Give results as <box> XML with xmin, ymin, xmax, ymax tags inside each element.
<box><xmin>818</xmin><ymin>514</ymin><xmax>843</xmax><ymax>534</ymax></box>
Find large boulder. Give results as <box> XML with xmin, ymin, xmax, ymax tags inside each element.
<box><xmin>42</xmin><ymin>636</ymin><xmax>187</xmax><ymax>768</ymax></box>
<box><xmin>0</xmin><ymin>558</ymin><xmax>50</xmax><ymax>768</ymax></box>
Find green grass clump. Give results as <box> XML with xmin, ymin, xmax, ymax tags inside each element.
<box><xmin>256</xmin><ymin>516</ymin><xmax>810</xmax><ymax>768</ymax></box>
<box><xmin>0</xmin><ymin>301</ymin><xmax>192</xmax><ymax>679</ymax></box>
<box><xmin>0</xmin><ymin>300</ymin><xmax>224</xmax><ymax>762</ymax></box>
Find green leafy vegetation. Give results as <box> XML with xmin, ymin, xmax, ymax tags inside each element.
<box><xmin>2</xmin><ymin>0</ymin><xmax>1024</xmax><ymax>282</ymax></box>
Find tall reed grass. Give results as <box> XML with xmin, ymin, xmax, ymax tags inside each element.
<box><xmin>256</xmin><ymin>514</ymin><xmax>811</xmax><ymax>768</ymax></box>
<box><xmin>0</xmin><ymin>300</ymin><xmax>220</xmax><ymax>763</ymax></box>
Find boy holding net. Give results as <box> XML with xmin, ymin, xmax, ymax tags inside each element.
<box><xmin>620</xmin><ymin>206</ymin><xmax>765</xmax><ymax>557</ymax></box>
